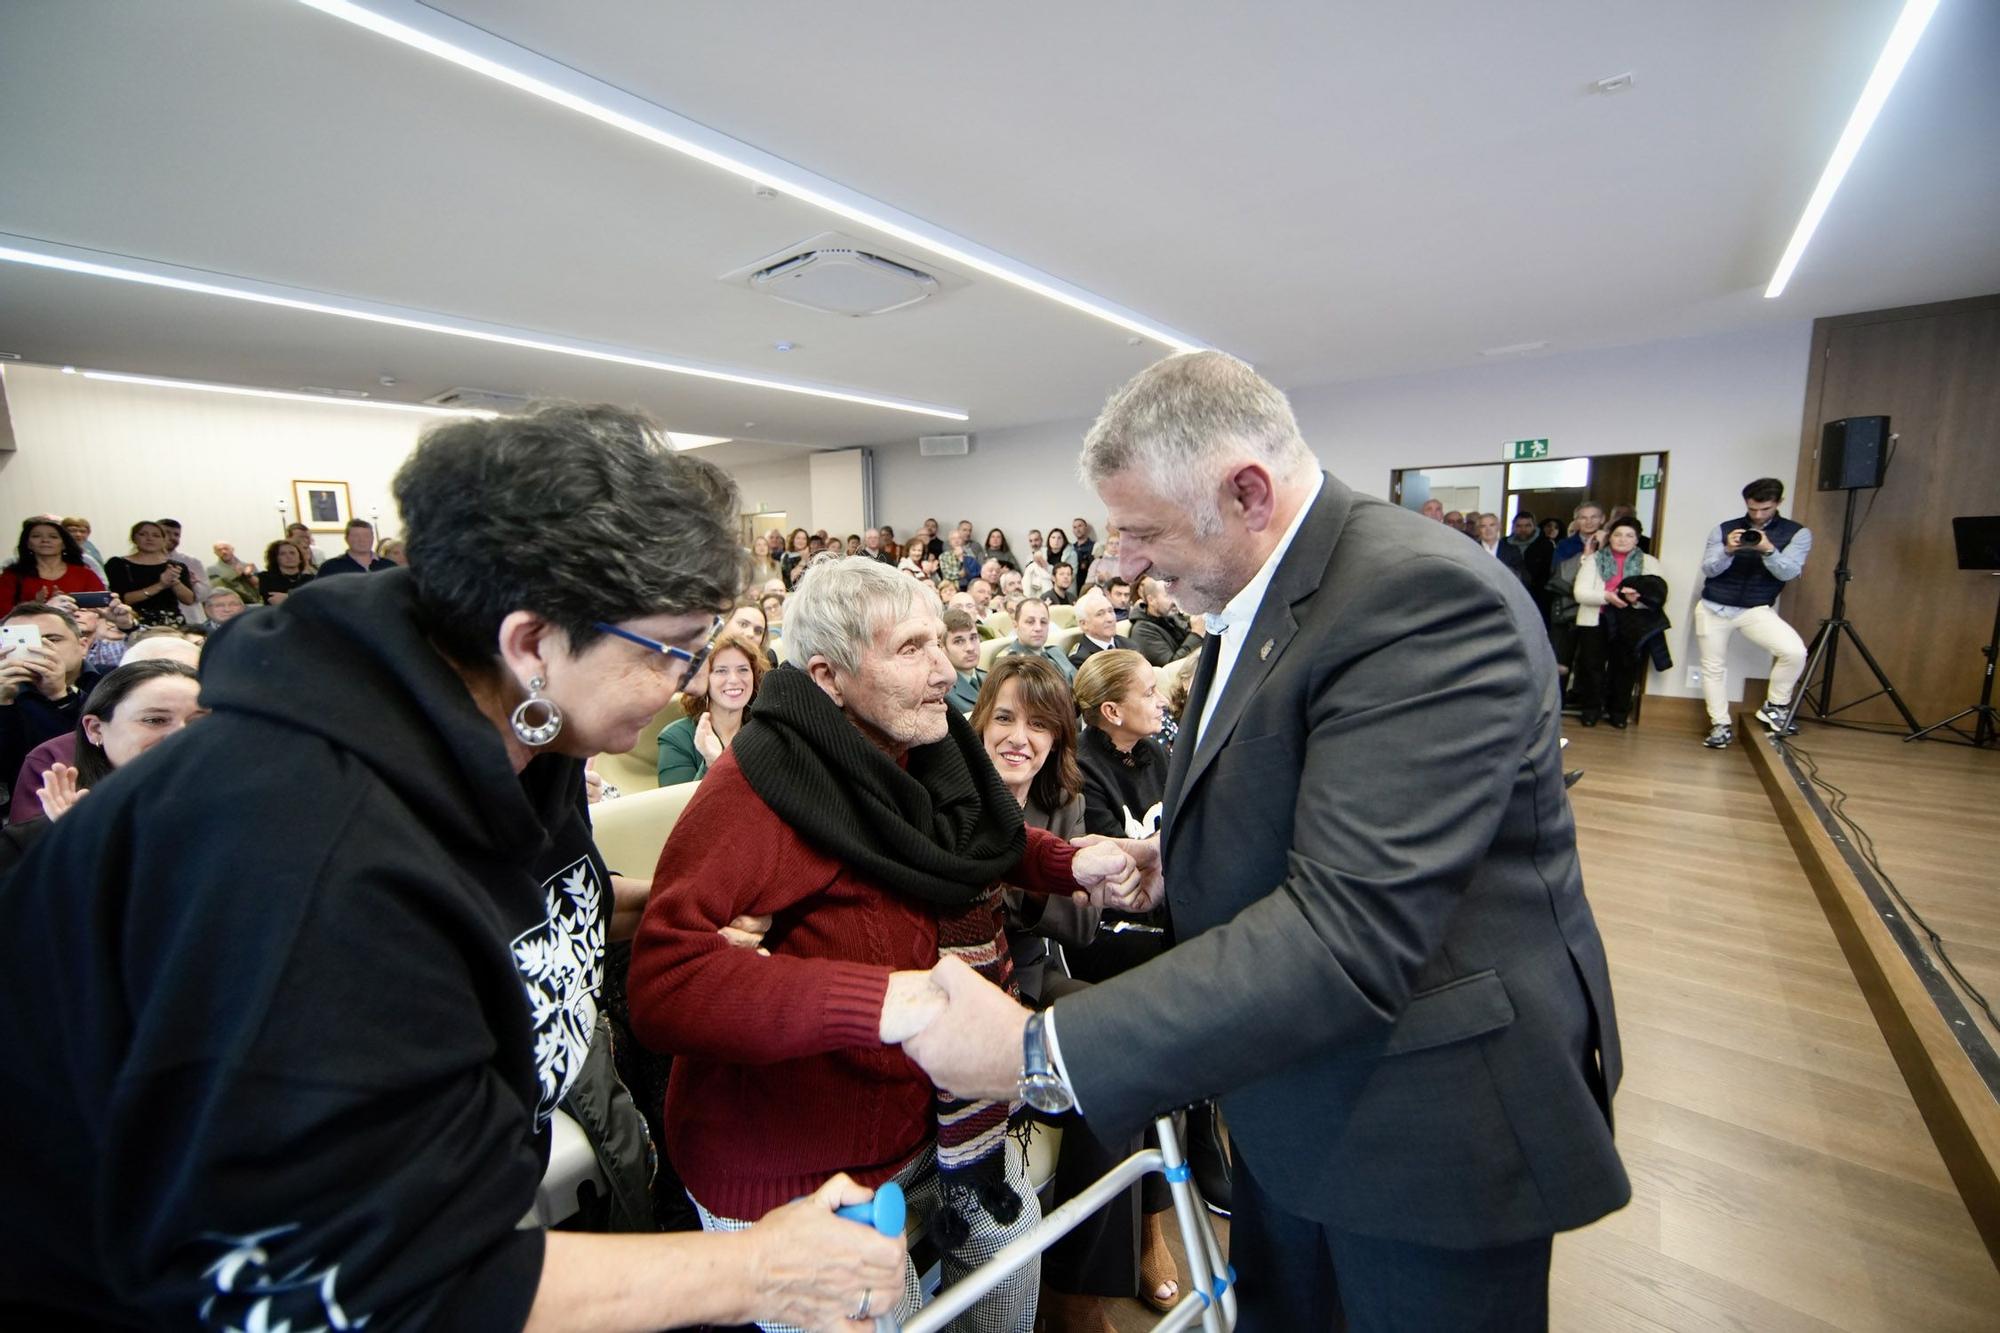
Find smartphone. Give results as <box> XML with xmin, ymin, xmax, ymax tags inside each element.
<box><xmin>72</xmin><ymin>591</ymin><xmax>113</xmax><ymax>609</ymax></box>
<box><xmin>0</xmin><ymin>624</ymin><xmax>42</xmax><ymax>655</ymax></box>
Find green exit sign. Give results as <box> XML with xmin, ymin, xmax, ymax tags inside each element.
<box><xmin>1506</xmin><ymin>438</ymin><xmax>1550</xmax><ymax>460</ymax></box>
<box><xmin>1639</xmin><ymin>472</ymin><xmax>1660</xmax><ymax>490</ymax></box>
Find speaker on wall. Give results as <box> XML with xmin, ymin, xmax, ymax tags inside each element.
<box><xmin>1818</xmin><ymin>415</ymin><xmax>1890</xmax><ymax>491</ymax></box>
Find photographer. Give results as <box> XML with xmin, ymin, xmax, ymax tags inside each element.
<box><xmin>1695</xmin><ymin>478</ymin><xmax>1812</xmax><ymax>749</ymax></box>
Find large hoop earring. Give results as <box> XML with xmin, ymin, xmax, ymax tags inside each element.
<box><xmin>510</xmin><ymin>675</ymin><xmax>564</xmax><ymax>746</ymax></box>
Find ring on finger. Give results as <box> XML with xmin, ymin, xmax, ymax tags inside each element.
<box><xmin>852</xmin><ymin>1290</ymin><xmax>872</xmax><ymax>1321</ymax></box>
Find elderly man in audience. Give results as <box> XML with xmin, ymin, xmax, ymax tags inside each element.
<box><xmin>627</xmin><ymin>556</ymin><xmax>1148</xmax><ymax>1333</ymax></box>
<box><xmin>943</xmin><ymin>606</ymin><xmax>988</xmax><ymax>713</ymax></box>
<box><xmin>968</xmin><ymin>578</ymin><xmax>996</xmax><ymax>619</ymax></box>
<box><xmin>69</xmin><ymin>593</ymin><xmax>139</xmax><ymax>675</ymax></box>
<box><xmin>206</xmin><ymin>542</ymin><xmax>264</xmax><ymax>604</ymax></box>
<box><xmin>997</xmin><ymin>567</ymin><xmax>1025</xmax><ymax>601</ymax></box>
<box><xmin>1002</xmin><ymin>598</ymin><xmax>1076</xmax><ymax>683</ymax></box>
<box><xmin>1067</xmin><ymin>588</ymin><xmax>1120</xmax><ymax>672</ymax></box>
<box><xmin>201</xmin><ymin>587</ymin><xmax>250</xmax><ymax>627</ymax></box>
<box><xmin>0</xmin><ymin>404</ymin><xmax>909</xmax><ymax>1332</ymax></box>
<box><xmin>1</xmin><ymin>601</ymin><xmax>99</xmax><ymax>808</ymax></box>
<box><xmin>1125</xmin><ymin>576</ymin><xmax>1200</xmax><ymax>667</ymax></box>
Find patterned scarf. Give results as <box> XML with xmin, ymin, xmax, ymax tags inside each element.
<box><xmin>731</xmin><ymin>666</ymin><xmax>1028</xmax><ymax>1244</ymax></box>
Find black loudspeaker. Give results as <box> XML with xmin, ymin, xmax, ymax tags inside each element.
<box><xmin>1818</xmin><ymin>415</ymin><xmax>1890</xmax><ymax>490</ymax></box>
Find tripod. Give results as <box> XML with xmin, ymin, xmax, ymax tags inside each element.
<box><xmin>1785</xmin><ymin>486</ymin><xmax>1921</xmax><ymax>733</ymax></box>
<box><xmin>1908</xmin><ymin>575</ymin><xmax>2000</xmax><ymax>747</ymax></box>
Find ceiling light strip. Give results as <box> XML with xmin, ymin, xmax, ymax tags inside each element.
<box><xmin>0</xmin><ymin>237</ymin><xmax>967</xmax><ymax>420</ymax></box>
<box><xmin>68</xmin><ymin>366</ymin><xmax>498</xmax><ymax>417</ymax></box>
<box><xmin>1764</xmin><ymin>0</ymin><xmax>1940</xmax><ymax>299</ymax></box>
<box><xmin>293</xmin><ymin>0</ymin><xmax>1209</xmax><ymax>353</ymax></box>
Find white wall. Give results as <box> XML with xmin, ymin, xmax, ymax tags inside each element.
<box><xmin>0</xmin><ymin>364</ymin><xmax>428</xmax><ymax>556</ymax></box>
<box><xmin>808</xmin><ymin>448</ymin><xmax>870</xmax><ymax>541</ymax></box>
<box><xmin>725</xmin><ymin>457</ymin><xmax>815</xmax><ymax>537</ymax></box>
<box><xmin>870</xmin><ymin>322</ymin><xmax>1813</xmax><ymax>702</ymax></box>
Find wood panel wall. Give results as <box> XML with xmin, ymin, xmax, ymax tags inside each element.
<box><xmin>1787</xmin><ymin>294</ymin><xmax>2000</xmax><ymax>728</ymax></box>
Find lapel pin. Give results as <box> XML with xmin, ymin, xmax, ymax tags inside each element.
<box><xmin>1258</xmin><ymin>639</ymin><xmax>1274</xmax><ymax>660</ymax></box>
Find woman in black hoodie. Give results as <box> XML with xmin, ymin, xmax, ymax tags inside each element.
<box><xmin>0</xmin><ymin>405</ymin><xmax>902</xmax><ymax>1332</ymax></box>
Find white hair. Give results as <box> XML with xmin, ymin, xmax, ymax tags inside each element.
<box><xmin>784</xmin><ymin>555</ymin><xmax>935</xmax><ymax>675</ymax></box>
<box><xmin>1079</xmin><ymin>350</ymin><xmax>1317</xmax><ymax>534</ymax></box>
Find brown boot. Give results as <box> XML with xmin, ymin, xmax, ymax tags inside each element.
<box><xmin>1039</xmin><ymin>1287</ymin><xmax>1116</xmax><ymax>1333</ymax></box>
<box><xmin>1139</xmin><ymin>1211</ymin><xmax>1183</xmax><ymax>1313</ymax></box>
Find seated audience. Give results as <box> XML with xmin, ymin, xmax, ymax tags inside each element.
<box><xmin>780</xmin><ymin>527</ymin><xmax>810</xmax><ymax>583</ymax></box>
<box><xmin>941</xmin><ymin>529</ymin><xmax>969</xmax><ymax>589</ymax></box>
<box><xmin>625</xmin><ymin>556</ymin><xmax>1145</xmax><ymax>1333</ymax></box>
<box><xmin>316</xmin><ymin>518</ymin><xmax>391</xmax><ymax>576</ymax></box>
<box><xmin>943</xmin><ymin>607</ymin><xmax>987</xmax><ymax>713</ymax></box>
<box><xmin>1105</xmin><ymin>576</ymin><xmax>1131</xmax><ymax>619</ymax></box>
<box><xmin>1125</xmin><ymin>576</ymin><xmax>1199</xmax><ymax>666</ymax></box>
<box><xmin>1</xmin><ymin>518</ymin><xmax>107</xmax><ymax>607</ymax></box>
<box><xmin>1</xmin><ymin>602</ymin><xmax>97</xmax><ymax>808</ymax></box>
<box><xmin>104</xmin><ymin>522</ymin><xmax>198</xmax><ymax>627</ymax></box>
<box><xmin>1045</xmin><ymin>526</ymin><xmax>1073</xmax><ymax>574</ymax></box>
<box><xmin>658</xmin><ymin>630</ymin><xmax>767</xmax><ymax>786</ymax></box>
<box><xmin>997</xmin><ymin>567</ymin><xmax>1024</xmax><ymax>600</ymax></box>
<box><xmin>1083</xmin><ymin>537</ymin><xmax>1121</xmax><ymax>588</ymax></box>
<box><xmin>1570</xmin><ymin>516</ymin><xmax>1653</xmax><ymax>728</ymax></box>
<box><xmin>1046</xmin><ymin>560</ymin><xmax>1078</xmax><ymax>605</ymax></box>
<box><xmin>1069</xmin><ymin>518</ymin><xmax>1096</xmax><ymax>573</ymax></box>
<box><xmin>259</xmin><ymin>538</ymin><xmax>316</xmax><ymax>603</ymax></box>
<box><xmin>968</xmin><ymin>578</ymin><xmax>996</xmax><ymax>619</ymax></box>
<box><xmin>72</xmin><ymin>594</ymin><xmax>139</xmax><ymax>676</ymax></box>
<box><xmin>1002</xmin><ymin>598</ymin><xmax>1076</xmax><ymax>683</ymax></box>
<box><xmin>202</xmin><ymin>587</ymin><xmax>250</xmax><ymax>627</ymax></box>
<box><xmin>1067</xmin><ymin>589</ymin><xmax>1120</xmax><ymax>671</ymax></box>
<box><xmin>983</xmin><ymin>526</ymin><xmax>1017</xmax><ymax>574</ymax></box>
<box><xmin>31</xmin><ymin>659</ymin><xmax>204</xmax><ymax>824</ymax></box>
<box><xmin>914</xmin><ymin>518</ymin><xmax>946</xmax><ymax>558</ymax></box>
<box><xmin>11</xmin><ymin>632</ymin><xmax>201</xmax><ymax>824</ymax></box>
<box><xmin>0</xmin><ymin>403</ymin><xmax>905</xmax><ymax>1331</ymax></box>
<box><xmin>61</xmin><ymin>515</ymin><xmax>107</xmax><ymax>576</ymax></box>
<box><xmin>759</xmin><ymin>589</ymin><xmax>785</xmax><ymax>630</ymax></box>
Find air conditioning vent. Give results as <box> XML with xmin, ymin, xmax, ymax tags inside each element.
<box><xmin>425</xmin><ymin>386</ymin><xmax>534</xmax><ymax>413</ymax></box>
<box><xmin>919</xmin><ymin>434</ymin><xmax>971</xmax><ymax>457</ymax></box>
<box><xmin>723</xmin><ymin>232</ymin><xmax>963</xmax><ymax>317</ymax></box>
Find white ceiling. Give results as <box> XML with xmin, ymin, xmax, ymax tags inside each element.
<box><xmin>1</xmin><ymin>0</ymin><xmax>1995</xmax><ymax>459</ymax></box>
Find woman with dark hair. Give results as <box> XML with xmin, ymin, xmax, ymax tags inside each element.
<box><xmin>1571</xmin><ymin>515</ymin><xmax>1656</xmax><ymax>728</ymax></box>
<box><xmin>982</xmin><ymin>527</ymin><xmax>1016</xmax><ymax>574</ymax></box>
<box><xmin>103</xmin><ymin>520</ymin><xmax>196</xmax><ymax>627</ymax></box>
<box><xmin>258</xmin><ymin>538</ymin><xmax>315</xmax><ymax>604</ymax></box>
<box><xmin>0</xmin><ymin>404</ymin><xmax>902</xmax><ymax>1332</ymax></box>
<box><xmin>0</xmin><ymin>518</ymin><xmax>106</xmax><ymax>608</ymax></box>
<box><xmin>32</xmin><ymin>659</ymin><xmax>204</xmax><ymax>822</ymax></box>
<box><xmin>1044</xmin><ymin>525</ymin><xmax>1073</xmax><ymax>573</ymax></box>
<box><xmin>779</xmin><ymin>526</ymin><xmax>811</xmax><ymax>584</ymax></box>
<box><xmin>657</xmin><ymin>629</ymin><xmax>768</xmax><ymax>786</ymax></box>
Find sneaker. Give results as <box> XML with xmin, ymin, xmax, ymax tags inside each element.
<box><xmin>1703</xmin><ymin>724</ymin><xmax>1733</xmax><ymax>749</ymax></box>
<box><xmin>1755</xmin><ymin>703</ymin><xmax>1799</xmax><ymax>735</ymax></box>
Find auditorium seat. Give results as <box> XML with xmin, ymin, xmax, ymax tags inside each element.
<box><xmin>1049</xmin><ymin>604</ymin><xmax>1077</xmax><ymax>629</ymax></box>
<box><xmin>524</xmin><ymin>1107</ymin><xmax>604</xmax><ymax>1228</ymax></box>
<box><xmin>983</xmin><ymin>611</ymin><xmax>1014</xmax><ymax>638</ymax></box>
<box><xmin>1155</xmin><ymin>653</ymin><xmax>1199</xmax><ymax>698</ymax></box>
<box><xmin>979</xmin><ymin>635</ymin><xmax>1017</xmax><ymax>671</ymax></box>
<box><xmin>1052</xmin><ymin>625</ymin><xmax>1082</xmax><ymax>654</ymax></box>
<box><xmin>593</xmin><ymin>698</ymin><xmax>684</xmax><ymax>795</ymax></box>
<box><xmin>589</xmin><ymin>781</ymin><xmax>699</xmax><ymax>879</ymax></box>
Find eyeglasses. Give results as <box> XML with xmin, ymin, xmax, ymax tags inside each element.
<box><xmin>594</xmin><ymin>617</ymin><xmax>723</xmax><ymax>676</ymax></box>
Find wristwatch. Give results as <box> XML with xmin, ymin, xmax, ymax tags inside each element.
<box><xmin>1019</xmin><ymin>1011</ymin><xmax>1075</xmax><ymax>1114</ymax></box>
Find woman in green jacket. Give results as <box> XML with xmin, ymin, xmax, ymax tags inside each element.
<box><xmin>657</xmin><ymin>630</ymin><xmax>767</xmax><ymax>785</ymax></box>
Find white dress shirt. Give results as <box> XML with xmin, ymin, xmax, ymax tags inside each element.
<box><xmin>1048</xmin><ymin>472</ymin><xmax>1324</xmax><ymax>1107</ymax></box>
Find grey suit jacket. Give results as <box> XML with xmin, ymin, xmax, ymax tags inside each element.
<box><xmin>1056</xmin><ymin>474</ymin><xmax>1629</xmax><ymax>1248</ymax></box>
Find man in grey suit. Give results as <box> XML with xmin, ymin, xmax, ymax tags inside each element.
<box><xmin>906</xmin><ymin>352</ymin><xmax>1628</xmax><ymax>1330</ymax></box>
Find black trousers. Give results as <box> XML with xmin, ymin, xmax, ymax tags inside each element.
<box><xmin>1567</xmin><ymin>623</ymin><xmax>1639</xmax><ymax>722</ymax></box>
<box><xmin>1232</xmin><ymin>1147</ymin><xmax>1552</xmax><ymax>1333</ymax></box>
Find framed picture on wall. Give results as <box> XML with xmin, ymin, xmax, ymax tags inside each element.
<box><xmin>292</xmin><ymin>479</ymin><xmax>353</xmax><ymax>533</ymax></box>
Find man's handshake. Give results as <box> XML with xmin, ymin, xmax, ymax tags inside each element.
<box><xmin>1066</xmin><ymin>833</ymin><xmax>1164</xmax><ymax>914</ymax></box>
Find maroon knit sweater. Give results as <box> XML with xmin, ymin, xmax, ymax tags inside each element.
<box><xmin>626</xmin><ymin>750</ymin><xmax>1082</xmax><ymax>1220</ymax></box>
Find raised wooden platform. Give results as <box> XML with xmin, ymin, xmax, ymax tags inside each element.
<box><xmin>1741</xmin><ymin>719</ymin><xmax>2000</xmax><ymax>1275</ymax></box>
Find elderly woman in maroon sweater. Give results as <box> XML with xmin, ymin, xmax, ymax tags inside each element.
<box><xmin>629</xmin><ymin>557</ymin><xmax>1147</xmax><ymax>1333</ymax></box>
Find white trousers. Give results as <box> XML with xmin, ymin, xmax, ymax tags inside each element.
<box><xmin>1694</xmin><ymin>603</ymin><xmax>1809</xmax><ymax>725</ymax></box>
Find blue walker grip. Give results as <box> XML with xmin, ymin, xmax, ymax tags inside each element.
<box><xmin>834</xmin><ymin>1181</ymin><xmax>906</xmax><ymax>1236</ymax></box>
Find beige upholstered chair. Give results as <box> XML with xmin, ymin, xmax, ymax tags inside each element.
<box><xmin>978</xmin><ymin>635</ymin><xmax>1018</xmax><ymax>671</ymax></box>
<box><xmin>1049</xmin><ymin>604</ymin><xmax>1078</xmax><ymax>629</ymax></box>
<box><xmin>593</xmin><ymin>698</ymin><xmax>684</xmax><ymax>796</ymax></box>
<box><xmin>588</xmin><ymin>780</ymin><xmax>699</xmax><ymax>880</ymax></box>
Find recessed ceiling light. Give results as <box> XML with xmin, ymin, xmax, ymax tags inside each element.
<box><xmin>1765</xmin><ymin>0</ymin><xmax>1940</xmax><ymax>298</ymax></box>
<box><xmin>293</xmin><ymin>0</ymin><xmax>1210</xmax><ymax>355</ymax></box>
<box><xmin>1589</xmin><ymin>73</ymin><xmax>1634</xmax><ymax>95</ymax></box>
<box><xmin>0</xmin><ymin>351</ymin><xmax>21</xmax><ymax>361</ymax></box>
<box><xmin>74</xmin><ymin>367</ymin><xmax>498</xmax><ymax>417</ymax></box>
<box><xmin>773</xmin><ymin>341</ymin><xmax>797</xmax><ymax>352</ymax></box>
<box><xmin>0</xmin><ymin>235</ymin><xmax>968</xmax><ymax>420</ymax></box>
<box><xmin>1480</xmin><ymin>340</ymin><xmax>1549</xmax><ymax>356</ymax></box>
<box><xmin>667</xmin><ymin>433</ymin><xmax>732</xmax><ymax>451</ymax></box>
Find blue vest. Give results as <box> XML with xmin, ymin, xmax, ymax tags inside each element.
<box><xmin>1701</xmin><ymin>515</ymin><xmax>1803</xmax><ymax>609</ymax></box>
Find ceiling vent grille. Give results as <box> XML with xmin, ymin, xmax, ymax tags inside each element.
<box><xmin>919</xmin><ymin>434</ymin><xmax>971</xmax><ymax>457</ymax></box>
<box><xmin>724</xmin><ymin>232</ymin><xmax>960</xmax><ymax>317</ymax></box>
<box><xmin>425</xmin><ymin>386</ymin><xmax>534</xmax><ymax>413</ymax></box>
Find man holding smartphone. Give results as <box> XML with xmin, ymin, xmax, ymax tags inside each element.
<box><xmin>1695</xmin><ymin>478</ymin><xmax>1812</xmax><ymax>749</ymax></box>
<box><xmin>0</xmin><ymin>602</ymin><xmax>97</xmax><ymax>807</ymax></box>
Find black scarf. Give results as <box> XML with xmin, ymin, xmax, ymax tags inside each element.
<box><xmin>732</xmin><ymin>666</ymin><xmax>1026</xmax><ymax>902</ymax></box>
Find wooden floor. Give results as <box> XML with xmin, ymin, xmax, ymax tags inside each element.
<box><xmin>1774</xmin><ymin>722</ymin><xmax>2000</xmax><ymax>1053</ymax></box>
<box><xmin>1100</xmin><ymin>719</ymin><xmax>2000</xmax><ymax>1331</ymax></box>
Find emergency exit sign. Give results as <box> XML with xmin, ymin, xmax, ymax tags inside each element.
<box><xmin>1506</xmin><ymin>438</ymin><xmax>1550</xmax><ymax>460</ymax></box>
<box><xmin>1639</xmin><ymin>472</ymin><xmax>1660</xmax><ymax>490</ymax></box>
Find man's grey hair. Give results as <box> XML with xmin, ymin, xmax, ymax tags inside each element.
<box><xmin>1079</xmin><ymin>351</ymin><xmax>1318</xmax><ymax>535</ymax></box>
<box><xmin>784</xmin><ymin>556</ymin><xmax>935</xmax><ymax>675</ymax></box>
<box><xmin>202</xmin><ymin>587</ymin><xmax>245</xmax><ymax>608</ymax></box>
